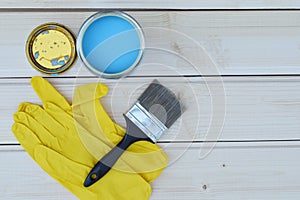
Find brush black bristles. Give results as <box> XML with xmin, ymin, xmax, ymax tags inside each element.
<box><xmin>138</xmin><ymin>80</ymin><xmax>182</xmax><ymax>128</ymax></box>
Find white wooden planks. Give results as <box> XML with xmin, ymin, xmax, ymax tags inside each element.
<box><xmin>1</xmin><ymin>2</ymin><xmax>300</xmax><ymax>200</ymax></box>
<box><xmin>1</xmin><ymin>11</ymin><xmax>300</xmax><ymax>77</ymax></box>
<box><xmin>2</xmin><ymin>77</ymin><xmax>300</xmax><ymax>144</ymax></box>
<box><xmin>0</xmin><ymin>0</ymin><xmax>300</xmax><ymax>9</ymax></box>
<box><xmin>1</xmin><ymin>142</ymin><xmax>300</xmax><ymax>199</ymax></box>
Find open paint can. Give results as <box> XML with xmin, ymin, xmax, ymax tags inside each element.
<box><xmin>77</xmin><ymin>11</ymin><xmax>145</xmax><ymax>78</ymax></box>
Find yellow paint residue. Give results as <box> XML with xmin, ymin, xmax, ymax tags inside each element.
<box><xmin>32</xmin><ymin>30</ymin><xmax>72</xmax><ymax>69</ymax></box>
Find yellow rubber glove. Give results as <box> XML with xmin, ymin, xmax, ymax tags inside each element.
<box><xmin>12</xmin><ymin>76</ymin><xmax>168</xmax><ymax>200</ymax></box>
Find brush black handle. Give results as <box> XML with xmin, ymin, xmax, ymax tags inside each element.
<box><xmin>84</xmin><ymin>115</ymin><xmax>153</xmax><ymax>187</ymax></box>
<box><xmin>84</xmin><ymin>134</ymin><xmax>138</xmax><ymax>187</ymax></box>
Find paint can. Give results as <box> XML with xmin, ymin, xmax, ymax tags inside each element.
<box><xmin>77</xmin><ymin>11</ymin><xmax>145</xmax><ymax>79</ymax></box>
<box><xmin>26</xmin><ymin>23</ymin><xmax>77</xmax><ymax>75</ymax></box>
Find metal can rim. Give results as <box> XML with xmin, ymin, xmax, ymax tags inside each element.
<box><xmin>77</xmin><ymin>11</ymin><xmax>145</xmax><ymax>79</ymax></box>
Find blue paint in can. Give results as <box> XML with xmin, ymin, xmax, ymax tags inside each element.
<box><xmin>78</xmin><ymin>12</ymin><xmax>144</xmax><ymax>78</ymax></box>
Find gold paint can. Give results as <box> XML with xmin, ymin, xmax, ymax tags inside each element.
<box><xmin>26</xmin><ymin>23</ymin><xmax>77</xmax><ymax>75</ymax></box>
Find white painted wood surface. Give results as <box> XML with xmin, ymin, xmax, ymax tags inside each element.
<box><xmin>1</xmin><ymin>0</ymin><xmax>300</xmax><ymax>9</ymax></box>
<box><xmin>1</xmin><ymin>2</ymin><xmax>300</xmax><ymax>200</ymax></box>
<box><xmin>2</xmin><ymin>11</ymin><xmax>300</xmax><ymax>77</ymax></box>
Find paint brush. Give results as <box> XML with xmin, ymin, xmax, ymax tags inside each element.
<box><xmin>84</xmin><ymin>80</ymin><xmax>182</xmax><ymax>187</ymax></box>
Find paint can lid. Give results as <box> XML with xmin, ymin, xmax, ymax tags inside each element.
<box><xmin>26</xmin><ymin>23</ymin><xmax>77</xmax><ymax>75</ymax></box>
<box><xmin>77</xmin><ymin>11</ymin><xmax>145</xmax><ymax>79</ymax></box>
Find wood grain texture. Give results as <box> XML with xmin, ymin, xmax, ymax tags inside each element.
<box><xmin>0</xmin><ymin>0</ymin><xmax>300</xmax><ymax>9</ymax></box>
<box><xmin>1</xmin><ymin>11</ymin><xmax>300</xmax><ymax>77</ymax></box>
<box><xmin>1</xmin><ymin>2</ymin><xmax>300</xmax><ymax>200</ymax></box>
<box><xmin>2</xmin><ymin>76</ymin><xmax>300</xmax><ymax>144</ymax></box>
<box><xmin>1</xmin><ymin>142</ymin><xmax>300</xmax><ymax>199</ymax></box>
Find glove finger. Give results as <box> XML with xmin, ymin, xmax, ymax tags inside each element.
<box><xmin>72</xmin><ymin>83</ymin><xmax>108</xmax><ymax>106</ymax></box>
<box><xmin>11</xmin><ymin>122</ymin><xmax>42</xmax><ymax>157</ymax></box>
<box><xmin>31</xmin><ymin>76</ymin><xmax>71</xmax><ymax>111</ymax></box>
<box><xmin>18</xmin><ymin>102</ymin><xmax>65</xmax><ymax>138</ymax></box>
<box><xmin>72</xmin><ymin>83</ymin><xmax>121</xmax><ymax>147</ymax></box>
<box><xmin>43</xmin><ymin>102</ymin><xmax>74</xmax><ymax>127</ymax></box>
<box><xmin>13</xmin><ymin>111</ymin><xmax>61</xmax><ymax>151</ymax></box>
<box><xmin>73</xmin><ymin>83</ymin><xmax>125</xmax><ymax>143</ymax></box>
<box><xmin>43</xmin><ymin>102</ymin><xmax>96</xmax><ymax>140</ymax></box>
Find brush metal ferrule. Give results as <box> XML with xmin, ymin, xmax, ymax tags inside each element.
<box><xmin>125</xmin><ymin>102</ymin><xmax>168</xmax><ymax>143</ymax></box>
